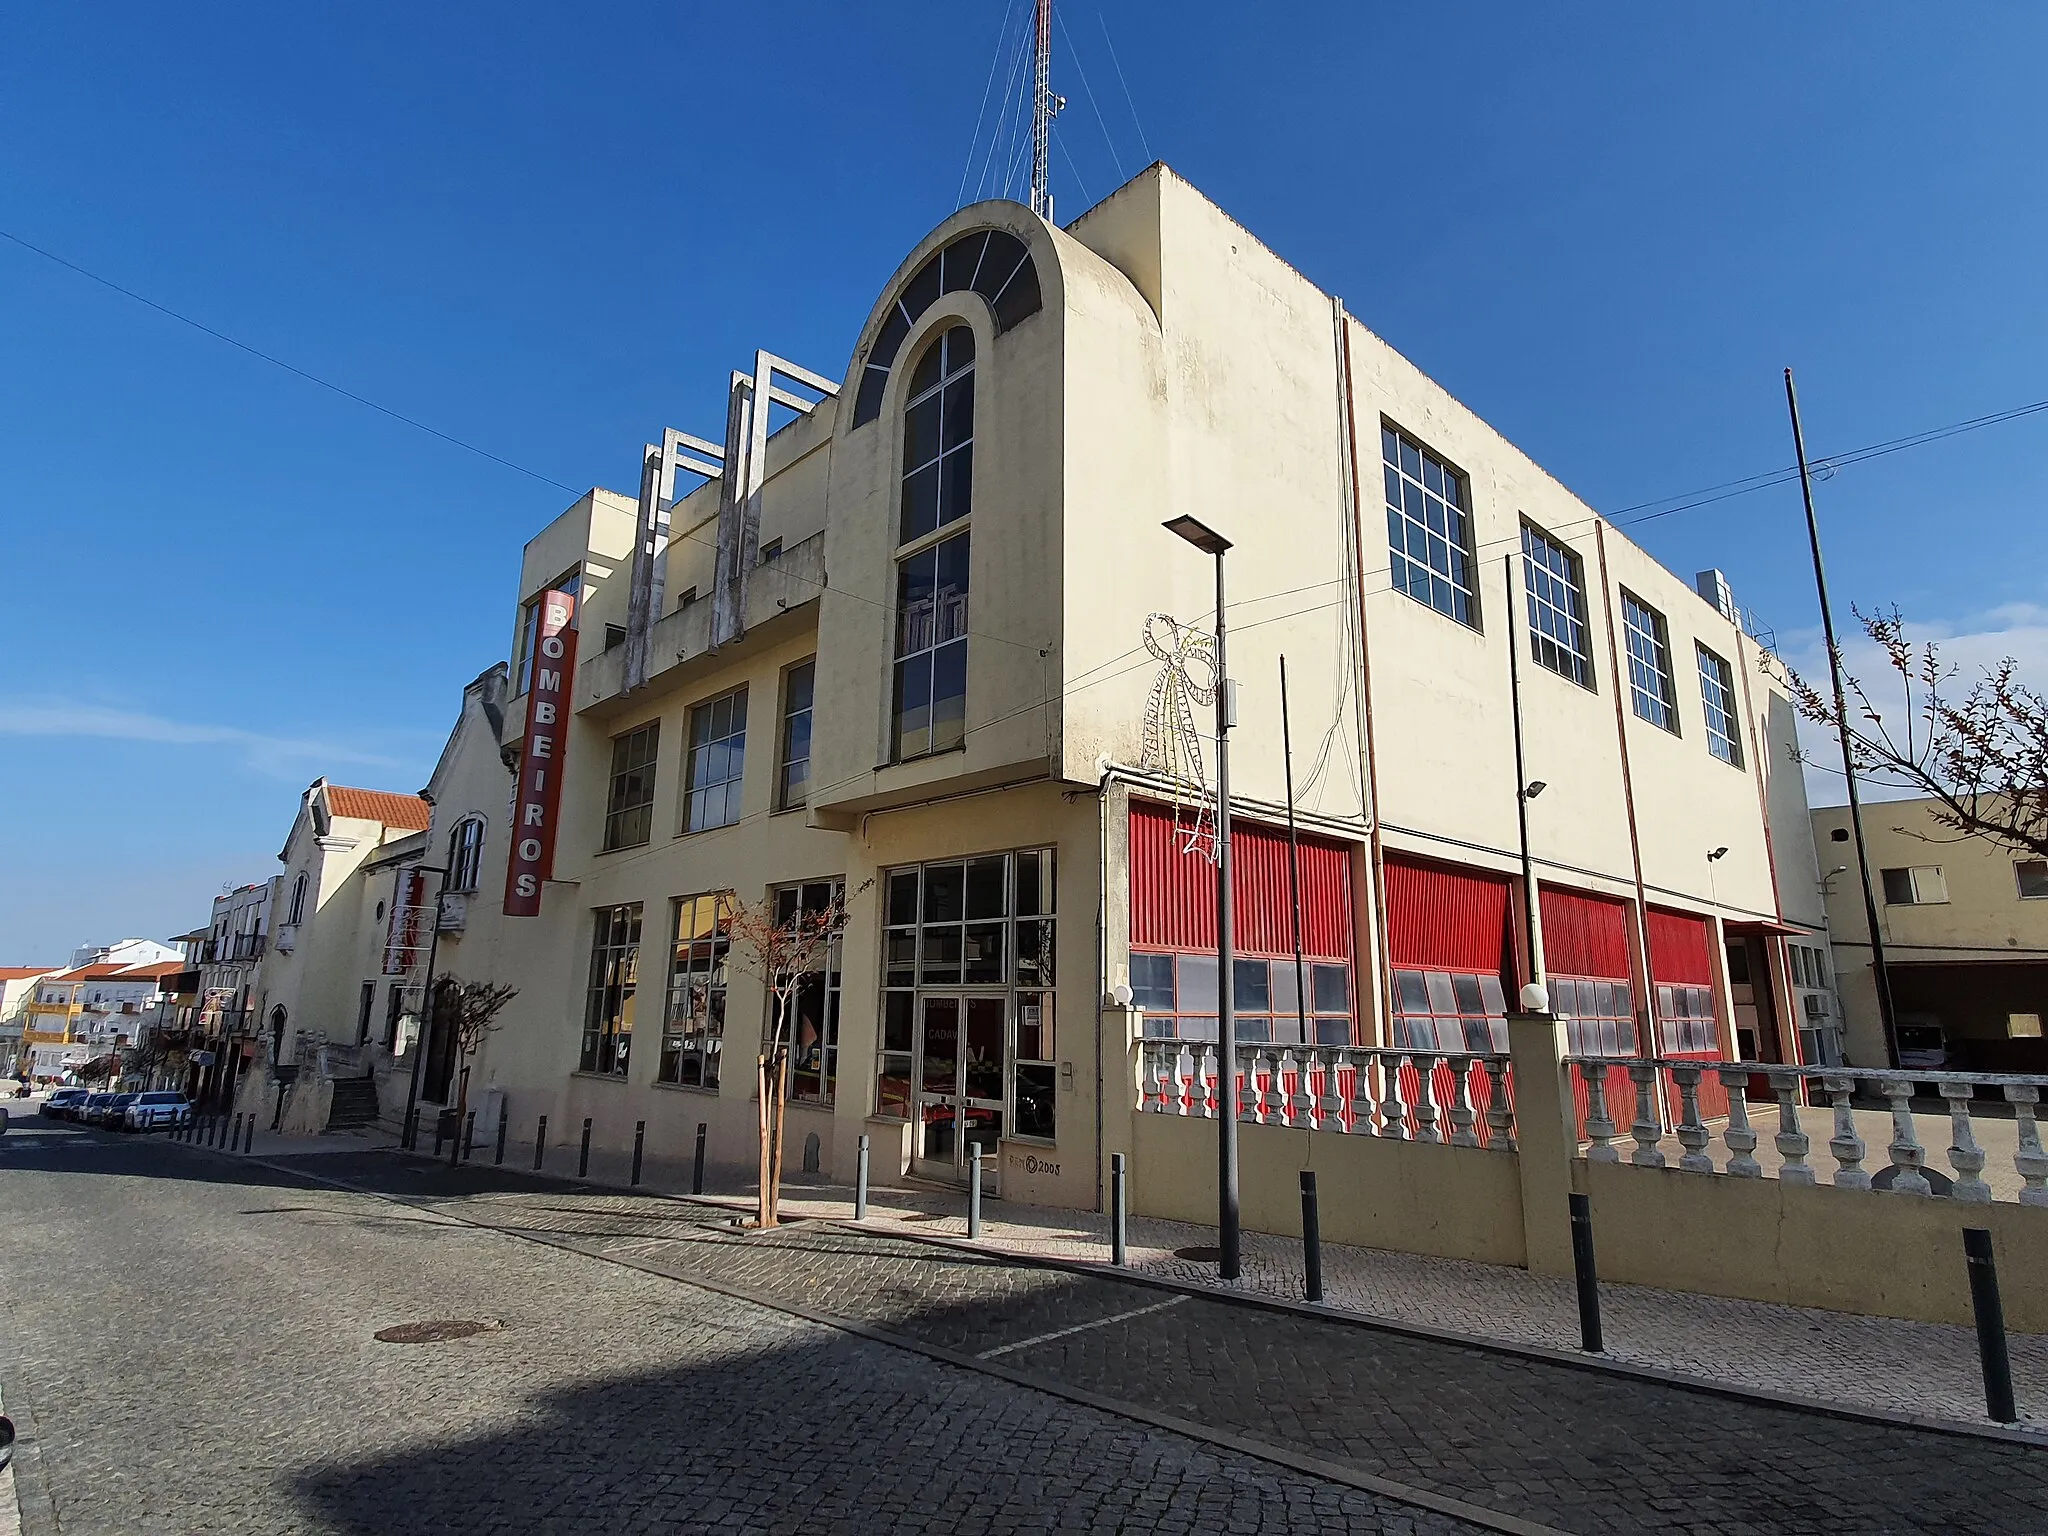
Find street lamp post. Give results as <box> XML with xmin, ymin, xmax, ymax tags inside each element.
<box><xmin>1164</xmin><ymin>514</ymin><xmax>1240</xmax><ymax>1280</ymax></box>
<box><xmin>399</xmin><ymin>863</ymin><xmax>450</xmax><ymax>1151</ymax></box>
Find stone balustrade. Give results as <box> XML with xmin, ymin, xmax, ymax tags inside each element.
<box><xmin>1137</xmin><ymin>1038</ymin><xmax>1516</xmax><ymax>1149</ymax></box>
<box><xmin>1566</xmin><ymin>1056</ymin><xmax>2048</xmax><ymax>1207</ymax></box>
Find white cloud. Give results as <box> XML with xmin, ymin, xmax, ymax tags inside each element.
<box><xmin>1780</xmin><ymin>606</ymin><xmax>2048</xmax><ymax>807</ymax></box>
<box><xmin>0</xmin><ymin>699</ymin><xmax>413</xmax><ymax>777</ymax></box>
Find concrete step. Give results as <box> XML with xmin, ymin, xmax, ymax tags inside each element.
<box><xmin>325</xmin><ymin>1077</ymin><xmax>380</xmax><ymax>1131</ymax></box>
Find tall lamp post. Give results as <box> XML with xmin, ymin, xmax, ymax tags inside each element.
<box><xmin>1164</xmin><ymin>513</ymin><xmax>1240</xmax><ymax>1280</ymax></box>
<box><xmin>398</xmin><ymin>863</ymin><xmax>450</xmax><ymax>1151</ymax></box>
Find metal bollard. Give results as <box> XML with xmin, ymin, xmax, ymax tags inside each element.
<box><xmin>464</xmin><ymin>1111</ymin><xmax>476</xmax><ymax>1162</ymax></box>
<box><xmin>578</xmin><ymin>1117</ymin><xmax>592</xmax><ymax>1179</ymax></box>
<box><xmin>204</xmin><ymin>1115</ymin><xmax>215</xmax><ymax>1148</ymax></box>
<box><xmin>968</xmin><ymin>1145</ymin><xmax>984</xmax><ymax>1239</ymax></box>
<box><xmin>433</xmin><ymin>1115</ymin><xmax>446</xmax><ymax>1158</ymax></box>
<box><xmin>533</xmin><ymin>1114</ymin><xmax>547</xmax><ymax>1171</ymax></box>
<box><xmin>631</xmin><ymin>1121</ymin><xmax>645</xmax><ymax>1187</ymax></box>
<box><xmin>230</xmin><ymin>1113</ymin><xmax>244</xmax><ymax>1151</ymax></box>
<box><xmin>242</xmin><ymin>1115</ymin><xmax>255</xmax><ymax>1154</ymax></box>
<box><xmin>1300</xmin><ymin>1170</ymin><xmax>1323</xmax><ymax>1303</ymax></box>
<box><xmin>404</xmin><ymin>1108</ymin><xmax>419</xmax><ymax>1152</ymax></box>
<box><xmin>1964</xmin><ymin>1228</ymin><xmax>2018</xmax><ymax>1423</ymax></box>
<box><xmin>1111</xmin><ymin>1152</ymin><xmax>1128</xmax><ymax>1266</ymax></box>
<box><xmin>494</xmin><ymin>1112</ymin><xmax>508</xmax><ymax>1166</ymax></box>
<box><xmin>854</xmin><ymin>1133</ymin><xmax>871</xmax><ymax>1220</ymax></box>
<box><xmin>691</xmin><ymin>1123</ymin><xmax>707</xmax><ymax>1195</ymax></box>
<box><xmin>1569</xmin><ymin>1192</ymin><xmax>1604</xmax><ymax>1354</ymax></box>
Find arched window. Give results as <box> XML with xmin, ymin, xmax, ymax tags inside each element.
<box><xmin>446</xmin><ymin>817</ymin><xmax>486</xmax><ymax>894</ymax></box>
<box><xmin>287</xmin><ymin>873</ymin><xmax>308</xmax><ymax>927</ymax></box>
<box><xmin>853</xmin><ymin>227</ymin><xmax>1039</xmax><ymax>427</ymax></box>
<box><xmin>893</xmin><ymin>328</ymin><xmax>973</xmax><ymax>761</ymax></box>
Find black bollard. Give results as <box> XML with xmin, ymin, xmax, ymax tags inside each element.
<box><xmin>1569</xmin><ymin>1192</ymin><xmax>1604</xmax><ymax>1354</ymax></box>
<box><xmin>494</xmin><ymin>1112</ymin><xmax>508</xmax><ymax>1166</ymax></box>
<box><xmin>230</xmin><ymin>1113</ymin><xmax>244</xmax><ymax>1151</ymax></box>
<box><xmin>1963</xmin><ymin>1228</ymin><xmax>2018</xmax><ymax>1424</ymax></box>
<box><xmin>462</xmin><ymin>1110</ymin><xmax>477</xmax><ymax>1164</ymax></box>
<box><xmin>404</xmin><ymin>1107</ymin><xmax>418</xmax><ymax>1151</ymax></box>
<box><xmin>855</xmin><ymin>1133</ymin><xmax>871</xmax><ymax>1220</ymax></box>
<box><xmin>448</xmin><ymin>1110</ymin><xmax>462</xmax><ymax>1168</ymax></box>
<box><xmin>630</xmin><ymin>1121</ymin><xmax>645</xmax><ymax>1187</ymax></box>
<box><xmin>1300</xmin><ymin>1170</ymin><xmax>1323</xmax><ymax>1303</ymax></box>
<box><xmin>578</xmin><ymin>1117</ymin><xmax>592</xmax><ymax>1179</ymax></box>
<box><xmin>242</xmin><ymin>1114</ymin><xmax>255</xmax><ymax>1154</ymax></box>
<box><xmin>968</xmin><ymin>1145</ymin><xmax>984</xmax><ymax>1239</ymax></box>
<box><xmin>691</xmin><ymin>1122</ymin><xmax>707</xmax><ymax>1195</ymax></box>
<box><xmin>1111</xmin><ymin>1152</ymin><xmax>1128</xmax><ymax>1266</ymax></box>
<box><xmin>533</xmin><ymin>1114</ymin><xmax>547</xmax><ymax>1171</ymax></box>
<box><xmin>433</xmin><ymin>1115</ymin><xmax>446</xmax><ymax>1158</ymax></box>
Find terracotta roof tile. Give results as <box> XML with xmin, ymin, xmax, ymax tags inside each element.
<box><xmin>115</xmin><ymin>962</ymin><xmax>184</xmax><ymax>980</ymax></box>
<box><xmin>325</xmin><ymin>785</ymin><xmax>432</xmax><ymax>831</ymax></box>
<box><xmin>0</xmin><ymin>966</ymin><xmax>58</xmax><ymax>980</ymax></box>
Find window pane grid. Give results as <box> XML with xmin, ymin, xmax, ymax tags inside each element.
<box><xmin>777</xmin><ymin>660</ymin><xmax>815</xmax><ymax>811</ymax></box>
<box><xmin>660</xmin><ymin>893</ymin><xmax>731</xmax><ymax>1088</ymax></box>
<box><xmin>581</xmin><ymin>903</ymin><xmax>641</xmax><ymax>1076</ymax></box>
<box><xmin>1388</xmin><ymin>967</ymin><xmax>1508</xmax><ymax>1054</ymax></box>
<box><xmin>1382</xmin><ymin>426</ymin><xmax>1477</xmax><ymax>627</ymax></box>
<box><xmin>894</xmin><ymin>532</ymin><xmax>969</xmax><ymax>760</ymax></box>
<box><xmin>1696</xmin><ymin>644</ymin><xmax>1743</xmax><ymax>766</ymax></box>
<box><xmin>1134</xmin><ymin>950</ymin><xmax>1357</xmax><ymax>1047</ymax></box>
<box><xmin>1622</xmin><ymin>593</ymin><xmax>1679</xmax><ymax>731</ymax></box>
<box><xmin>1656</xmin><ymin>983</ymin><xmax>1717</xmax><ymax>1054</ymax></box>
<box><xmin>1521</xmin><ymin>525</ymin><xmax>1593</xmax><ymax>687</ymax></box>
<box><xmin>603</xmin><ymin>722</ymin><xmax>659</xmax><ymax>851</ymax></box>
<box><xmin>684</xmin><ymin>688</ymin><xmax>748</xmax><ymax>833</ymax></box>
<box><xmin>774</xmin><ymin>880</ymin><xmax>845</xmax><ymax>1106</ymax></box>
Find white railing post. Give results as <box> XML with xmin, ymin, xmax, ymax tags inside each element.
<box><xmin>1670</xmin><ymin>1064</ymin><xmax>1713</xmax><ymax>1173</ymax></box>
<box><xmin>1249</xmin><ymin>1046</ymin><xmax>1274</xmax><ymax>1126</ymax></box>
<box><xmin>1481</xmin><ymin>1055</ymin><xmax>1516</xmax><ymax>1151</ymax></box>
<box><xmin>1140</xmin><ymin>1040</ymin><xmax>1165</xmax><ymax>1114</ymax></box>
<box><xmin>1318</xmin><ymin>1049</ymin><xmax>1346</xmax><ymax>1131</ymax></box>
<box><xmin>1446</xmin><ymin>1058</ymin><xmax>1480</xmax><ymax>1147</ymax></box>
<box><xmin>1716</xmin><ymin>1064</ymin><xmax>1762</xmax><ymax>1177</ymax></box>
<box><xmin>1768</xmin><ymin>1069</ymin><xmax>1815</xmax><ymax>1185</ymax></box>
<box><xmin>1191</xmin><ymin>1043</ymin><xmax>1214</xmax><ymax>1120</ymax></box>
<box><xmin>1879</xmin><ymin>1077</ymin><xmax>1931</xmax><ymax>1196</ymax></box>
<box><xmin>1379</xmin><ymin>1054</ymin><xmax>1409</xmax><ymax>1141</ymax></box>
<box><xmin>1939</xmin><ymin>1079</ymin><xmax>1992</xmax><ymax>1204</ymax></box>
<box><xmin>1821</xmin><ymin>1073</ymin><xmax>1870</xmax><ymax>1190</ymax></box>
<box><xmin>2007</xmin><ymin>1085</ymin><xmax>2048</xmax><ymax>1208</ymax></box>
<box><xmin>1627</xmin><ymin>1061</ymin><xmax>1667</xmax><ymax>1167</ymax></box>
<box><xmin>1351</xmin><ymin>1051</ymin><xmax>1380</xmax><ymax>1135</ymax></box>
<box><xmin>1412</xmin><ymin>1055</ymin><xmax>1444</xmax><ymax>1144</ymax></box>
<box><xmin>1581</xmin><ymin>1062</ymin><xmax>1621</xmax><ymax>1164</ymax></box>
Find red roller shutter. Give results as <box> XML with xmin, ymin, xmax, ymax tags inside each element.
<box><xmin>1128</xmin><ymin>799</ymin><xmax>1353</xmax><ymax>960</ymax></box>
<box><xmin>1540</xmin><ymin>888</ymin><xmax>1631</xmax><ymax>979</ymax></box>
<box><xmin>1647</xmin><ymin>909</ymin><xmax>1714</xmax><ymax>985</ymax></box>
<box><xmin>1383</xmin><ymin>856</ymin><xmax>1512</xmax><ymax>976</ymax></box>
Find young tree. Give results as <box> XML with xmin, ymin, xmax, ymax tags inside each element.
<box><xmin>726</xmin><ymin>880</ymin><xmax>867</xmax><ymax>1228</ymax></box>
<box><xmin>430</xmin><ymin>977</ymin><xmax>519</xmax><ymax>1136</ymax></box>
<box><xmin>1784</xmin><ymin>607</ymin><xmax>2048</xmax><ymax>859</ymax></box>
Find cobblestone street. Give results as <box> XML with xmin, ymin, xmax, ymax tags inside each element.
<box><xmin>4</xmin><ymin>1122</ymin><xmax>2045</xmax><ymax>1534</ymax></box>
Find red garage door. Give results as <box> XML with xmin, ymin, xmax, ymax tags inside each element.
<box><xmin>1648</xmin><ymin>908</ymin><xmax>1728</xmax><ymax>1120</ymax></box>
<box><xmin>1541</xmin><ymin>886</ymin><xmax>1639</xmax><ymax>1140</ymax></box>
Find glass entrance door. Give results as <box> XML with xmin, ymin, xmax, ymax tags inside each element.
<box><xmin>912</xmin><ymin>995</ymin><xmax>1006</xmax><ymax>1185</ymax></box>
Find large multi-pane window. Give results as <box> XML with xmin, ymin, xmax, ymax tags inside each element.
<box><xmin>683</xmin><ymin>688</ymin><xmax>747</xmax><ymax>833</ymax></box>
<box><xmin>773</xmin><ymin>880</ymin><xmax>844</xmax><ymax>1105</ymax></box>
<box><xmin>659</xmin><ymin>893</ymin><xmax>731</xmax><ymax>1088</ymax></box>
<box><xmin>1520</xmin><ymin>524</ymin><xmax>1593</xmax><ymax>687</ymax></box>
<box><xmin>893</xmin><ymin>533</ymin><xmax>970</xmax><ymax>759</ymax></box>
<box><xmin>580</xmin><ymin>903</ymin><xmax>641</xmax><ymax>1076</ymax></box>
<box><xmin>1656</xmin><ymin>983</ymin><xmax>1717</xmax><ymax>1054</ymax></box>
<box><xmin>1131</xmin><ymin>953</ymin><xmax>1355</xmax><ymax>1047</ymax></box>
<box><xmin>777</xmin><ymin>660</ymin><xmax>815</xmax><ymax>811</ymax></box>
<box><xmin>877</xmin><ymin>849</ymin><xmax>1056</xmax><ymax>1139</ymax></box>
<box><xmin>1383</xmin><ymin>425</ymin><xmax>1477</xmax><ymax>627</ymax></box>
<box><xmin>1548</xmin><ymin>976</ymin><xmax>1638</xmax><ymax>1057</ymax></box>
<box><xmin>1621</xmin><ymin>592</ymin><xmax>1679</xmax><ymax>732</ymax></box>
<box><xmin>445</xmin><ymin>816</ymin><xmax>486</xmax><ymax>893</ymax></box>
<box><xmin>1387</xmin><ymin>969</ymin><xmax>1508</xmax><ymax>1053</ymax></box>
<box><xmin>514</xmin><ymin>569</ymin><xmax>581</xmax><ymax>695</ymax></box>
<box><xmin>1695</xmin><ymin>644</ymin><xmax>1743</xmax><ymax>766</ymax></box>
<box><xmin>602</xmin><ymin>722</ymin><xmax>660</xmax><ymax>851</ymax></box>
<box><xmin>900</xmin><ymin>327</ymin><xmax>974</xmax><ymax>543</ymax></box>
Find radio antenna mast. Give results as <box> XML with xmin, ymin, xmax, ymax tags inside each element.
<box><xmin>1029</xmin><ymin>0</ymin><xmax>1062</xmax><ymax>220</ymax></box>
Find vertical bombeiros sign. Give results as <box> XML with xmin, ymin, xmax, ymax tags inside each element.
<box><xmin>504</xmin><ymin>588</ymin><xmax>578</xmax><ymax>917</ymax></box>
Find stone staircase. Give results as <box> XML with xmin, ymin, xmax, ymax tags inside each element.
<box><xmin>325</xmin><ymin>1075</ymin><xmax>380</xmax><ymax>1132</ymax></box>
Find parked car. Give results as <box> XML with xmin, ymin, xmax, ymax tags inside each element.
<box><xmin>42</xmin><ymin>1088</ymin><xmax>90</xmax><ymax>1119</ymax></box>
<box><xmin>1896</xmin><ymin>1022</ymin><xmax>1949</xmax><ymax>1071</ymax></box>
<box><xmin>125</xmin><ymin>1091</ymin><xmax>192</xmax><ymax>1132</ymax></box>
<box><xmin>78</xmin><ymin>1092</ymin><xmax>119</xmax><ymax>1125</ymax></box>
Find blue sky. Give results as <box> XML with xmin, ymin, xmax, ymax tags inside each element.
<box><xmin>4</xmin><ymin>2</ymin><xmax>2045</xmax><ymax>964</ymax></box>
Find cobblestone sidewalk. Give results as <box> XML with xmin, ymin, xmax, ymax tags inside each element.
<box><xmin>275</xmin><ymin>1150</ymin><xmax>2048</xmax><ymax>1536</ymax></box>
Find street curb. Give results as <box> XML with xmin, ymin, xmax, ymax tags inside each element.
<box><xmin>248</xmin><ymin>1152</ymin><xmax>1565</xmax><ymax>1536</ymax></box>
<box><xmin>0</xmin><ymin>1349</ymin><xmax>59</xmax><ymax>1536</ymax></box>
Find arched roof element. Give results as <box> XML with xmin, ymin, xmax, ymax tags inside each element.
<box><xmin>850</xmin><ymin>227</ymin><xmax>1042</xmax><ymax>427</ymax></box>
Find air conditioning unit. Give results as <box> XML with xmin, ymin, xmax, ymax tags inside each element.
<box><xmin>1802</xmin><ymin>992</ymin><xmax>1833</xmax><ymax>1019</ymax></box>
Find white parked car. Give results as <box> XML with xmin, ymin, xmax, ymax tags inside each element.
<box><xmin>125</xmin><ymin>1091</ymin><xmax>193</xmax><ymax>1132</ymax></box>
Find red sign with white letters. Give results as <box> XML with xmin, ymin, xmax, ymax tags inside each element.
<box><xmin>503</xmin><ymin>589</ymin><xmax>578</xmax><ymax>917</ymax></box>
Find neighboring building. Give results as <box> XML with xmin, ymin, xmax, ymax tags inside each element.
<box><xmin>1</xmin><ymin>967</ymin><xmax>60</xmax><ymax>1076</ymax></box>
<box><xmin>20</xmin><ymin>955</ymin><xmax>183</xmax><ymax>1082</ymax></box>
<box><xmin>189</xmin><ymin>881</ymin><xmax>277</xmax><ymax>1109</ymax></box>
<box><xmin>66</xmin><ymin>937</ymin><xmax>181</xmax><ymax>971</ymax></box>
<box><xmin>417</xmin><ymin>165</ymin><xmax>1824</xmax><ymax>1212</ymax></box>
<box><xmin>1813</xmin><ymin>795</ymin><xmax>2048</xmax><ymax>1073</ymax></box>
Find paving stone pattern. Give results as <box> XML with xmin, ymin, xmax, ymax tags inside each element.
<box><xmin>279</xmin><ymin>1150</ymin><xmax>2048</xmax><ymax>1536</ymax></box>
<box><xmin>0</xmin><ymin>1125</ymin><xmax>1482</xmax><ymax>1535</ymax></box>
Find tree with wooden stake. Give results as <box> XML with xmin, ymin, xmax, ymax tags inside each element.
<box><xmin>1784</xmin><ymin>607</ymin><xmax>2048</xmax><ymax>861</ymax></box>
<box><xmin>727</xmin><ymin>880</ymin><xmax>867</xmax><ymax>1228</ymax></box>
<box><xmin>432</xmin><ymin>977</ymin><xmax>519</xmax><ymax>1143</ymax></box>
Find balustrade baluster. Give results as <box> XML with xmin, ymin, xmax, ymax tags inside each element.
<box><xmin>1716</xmin><ymin>1064</ymin><xmax>1761</xmax><ymax>1176</ymax></box>
<box><xmin>1939</xmin><ymin>1080</ymin><xmax>1992</xmax><ymax>1204</ymax></box>
<box><xmin>1379</xmin><ymin>1054</ymin><xmax>1409</xmax><ymax>1140</ymax></box>
<box><xmin>1879</xmin><ymin>1077</ymin><xmax>1931</xmax><ymax>1195</ymax></box>
<box><xmin>1192</xmin><ymin>1044</ymin><xmax>1214</xmax><ymax>1120</ymax></box>
<box><xmin>1270</xmin><ymin>1047</ymin><xmax>1292</xmax><ymax>1126</ymax></box>
<box><xmin>1352</xmin><ymin>1052</ymin><xmax>1382</xmax><ymax>1135</ymax></box>
<box><xmin>1670</xmin><ymin>1065</ymin><xmax>1713</xmax><ymax>1172</ymax></box>
<box><xmin>1411</xmin><ymin>1055</ymin><xmax>1444</xmax><ymax>1143</ymax></box>
<box><xmin>1141</xmin><ymin>1041</ymin><xmax>1165</xmax><ymax>1113</ymax></box>
<box><xmin>1480</xmin><ymin>1056</ymin><xmax>1515</xmax><ymax>1151</ymax></box>
<box><xmin>2006</xmin><ymin>1085</ymin><xmax>2048</xmax><ymax>1207</ymax></box>
<box><xmin>1581</xmin><ymin>1063</ymin><xmax>1620</xmax><ymax>1164</ymax></box>
<box><xmin>1768</xmin><ymin>1070</ymin><xmax>1815</xmax><ymax>1185</ymax></box>
<box><xmin>1822</xmin><ymin>1073</ymin><xmax>1870</xmax><ymax>1189</ymax></box>
<box><xmin>1167</xmin><ymin>1043</ymin><xmax>1190</xmax><ymax>1117</ymax></box>
<box><xmin>1318</xmin><ymin>1049</ymin><xmax>1346</xmax><ymax>1131</ymax></box>
<box><xmin>1626</xmin><ymin>1062</ymin><xmax>1666</xmax><ymax>1167</ymax></box>
<box><xmin>1287</xmin><ymin>1047</ymin><xmax>1317</xmax><ymax>1129</ymax></box>
<box><xmin>1445</xmin><ymin>1058</ymin><xmax>1480</xmax><ymax>1147</ymax></box>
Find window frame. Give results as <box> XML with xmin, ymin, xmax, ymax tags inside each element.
<box><xmin>1882</xmin><ymin>865</ymin><xmax>1950</xmax><ymax>906</ymax></box>
<box><xmin>892</xmin><ymin>529</ymin><xmax>971</xmax><ymax>762</ymax></box>
<box><xmin>514</xmin><ymin>567</ymin><xmax>583</xmax><ymax>696</ymax></box>
<box><xmin>602</xmin><ymin>721</ymin><xmax>661</xmax><ymax>852</ymax></box>
<box><xmin>1382</xmin><ymin>422</ymin><xmax>1480</xmax><ymax>629</ymax></box>
<box><xmin>1520</xmin><ymin>521</ymin><xmax>1595</xmax><ymax>689</ymax></box>
<box><xmin>445</xmin><ymin>816</ymin><xmax>486</xmax><ymax>894</ymax></box>
<box><xmin>776</xmin><ymin>659</ymin><xmax>816</xmax><ymax>813</ymax></box>
<box><xmin>286</xmin><ymin>873</ymin><xmax>308</xmax><ymax>927</ymax></box>
<box><xmin>1695</xmin><ymin>643</ymin><xmax>1744</xmax><ymax>767</ymax></box>
<box><xmin>773</xmin><ymin>879</ymin><xmax>845</xmax><ymax>1106</ymax></box>
<box><xmin>659</xmin><ymin>892</ymin><xmax>732</xmax><ymax>1090</ymax></box>
<box><xmin>2016</xmin><ymin>860</ymin><xmax>2048</xmax><ymax>900</ymax></box>
<box><xmin>1620</xmin><ymin>590</ymin><xmax>1680</xmax><ymax>732</ymax></box>
<box><xmin>682</xmin><ymin>687</ymin><xmax>749</xmax><ymax>834</ymax></box>
<box><xmin>580</xmin><ymin>903</ymin><xmax>642</xmax><ymax>1078</ymax></box>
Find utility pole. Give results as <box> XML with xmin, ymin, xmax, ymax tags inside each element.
<box><xmin>398</xmin><ymin>863</ymin><xmax>451</xmax><ymax>1148</ymax></box>
<box><xmin>1029</xmin><ymin>0</ymin><xmax>1061</xmax><ymax>221</ymax></box>
<box><xmin>1505</xmin><ymin>556</ymin><xmax>1546</xmax><ymax>992</ymax></box>
<box><xmin>1785</xmin><ymin>369</ymin><xmax>1899</xmax><ymax>1067</ymax></box>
